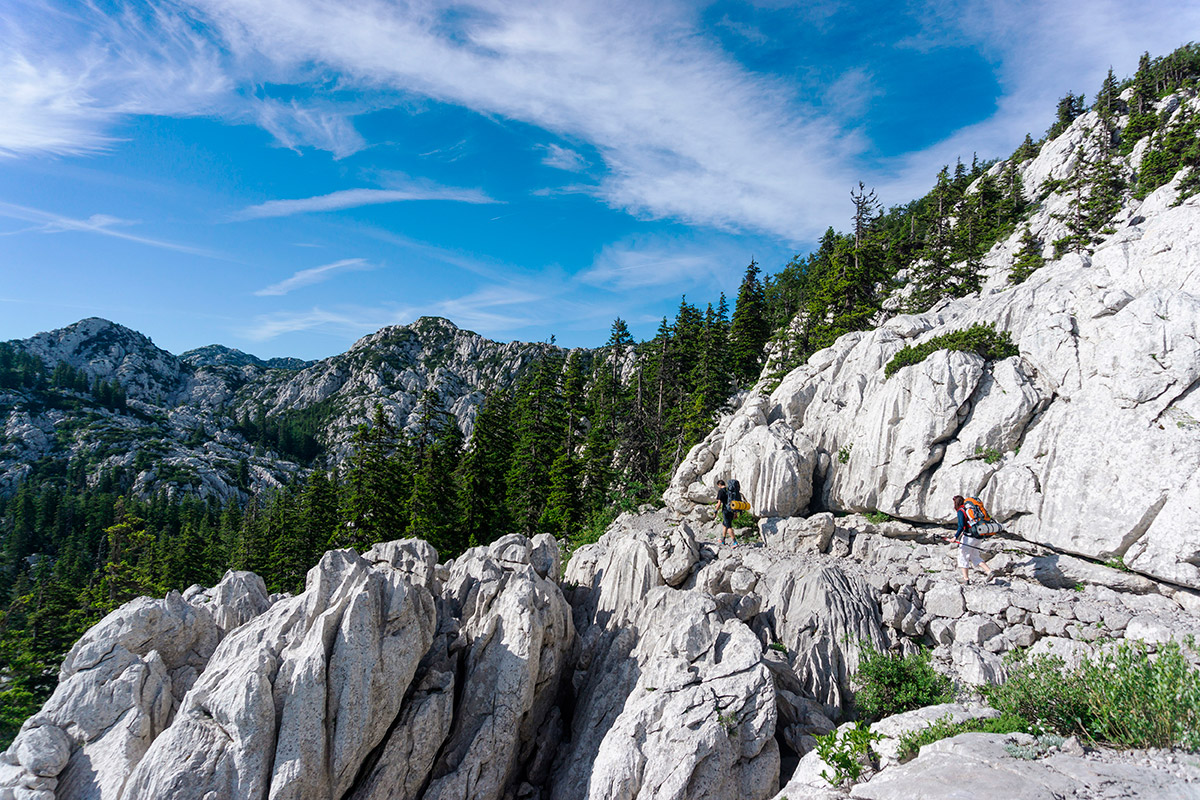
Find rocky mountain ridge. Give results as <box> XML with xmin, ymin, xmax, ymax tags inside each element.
<box><xmin>667</xmin><ymin>90</ymin><xmax>1200</xmax><ymax>590</ymax></box>
<box><xmin>0</xmin><ymin>316</ymin><xmax>566</xmax><ymax>500</ymax></box>
<box><xmin>3</xmin><ymin>507</ymin><xmax>1196</xmax><ymax>800</ymax></box>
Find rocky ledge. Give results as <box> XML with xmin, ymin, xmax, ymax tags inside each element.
<box><xmin>4</xmin><ymin>507</ymin><xmax>1198</xmax><ymax>800</ymax></box>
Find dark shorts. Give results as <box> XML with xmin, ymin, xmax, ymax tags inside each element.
<box><xmin>722</xmin><ymin>509</ymin><xmax>735</xmax><ymax>527</ymax></box>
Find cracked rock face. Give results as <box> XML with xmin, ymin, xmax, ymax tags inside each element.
<box><xmin>556</xmin><ymin>523</ymin><xmax>780</xmax><ymax>800</ymax></box>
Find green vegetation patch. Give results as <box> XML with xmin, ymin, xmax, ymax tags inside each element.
<box><xmin>985</xmin><ymin>639</ymin><xmax>1200</xmax><ymax>750</ymax></box>
<box><xmin>853</xmin><ymin>644</ymin><xmax>954</xmax><ymax>722</ymax></box>
<box><xmin>816</xmin><ymin>720</ymin><xmax>883</xmax><ymax>786</ymax></box>
<box><xmin>885</xmin><ymin>324</ymin><xmax>1019</xmax><ymax>378</ymax></box>
<box><xmin>897</xmin><ymin>713</ymin><xmax>1030</xmax><ymax>762</ymax></box>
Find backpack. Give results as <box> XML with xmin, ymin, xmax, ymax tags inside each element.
<box><xmin>963</xmin><ymin>497</ymin><xmax>1004</xmax><ymax>536</ymax></box>
<box><xmin>726</xmin><ymin>479</ymin><xmax>751</xmax><ymax>512</ymax></box>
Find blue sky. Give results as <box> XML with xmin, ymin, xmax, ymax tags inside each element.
<box><xmin>1</xmin><ymin>0</ymin><xmax>1196</xmax><ymax>359</ymax></box>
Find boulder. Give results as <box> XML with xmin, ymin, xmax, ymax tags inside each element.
<box><xmin>923</xmin><ymin>583</ymin><xmax>965</xmax><ymax>619</ymax></box>
<box><xmin>850</xmin><ymin>731</ymin><xmax>1197</xmax><ymax>799</ymax></box>
<box><xmin>759</xmin><ymin>513</ymin><xmax>835</xmax><ymax>553</ymax></box>
<box><xmin>868</xmin><ymin>703</ymin><xmax>1000</xmax><ymax>768</ymax></box>
<box><xmin>185</xmin><ymin>570</ymin><xmax>273</xmax><ymax>635</ymax></box>
<box><xmin>655</xmin><ymin>524</ymin><xmax>700</xmax><ymax>586</ymax></box>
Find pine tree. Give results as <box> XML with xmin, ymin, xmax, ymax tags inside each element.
<box><xmin>458</xmin><ymin>391</ymin><xmax>515</xmax><ymax>546</ymax></box>
<box><xmin>506</xmin><ymin>350</ymin><xmax>566</xmax><ymax>535</ymax></box>
<box><xmin>1136</xmin><ymin>103</ymin><xmax>1200</xmax><ymax>199</ymax></box>
<box><xmin>1013</xmin><ymin>133</ymin><xmax>1039</xmax><ymax>161</ymax></box>
<box><xmin>98</xmin><ymin>500</ymin><xmax>162</xmax><ymax>611</ymax></box>
<box><xmin>1094</xmin><ymin>67</ymin><xmax>1120</xmax><ymax>120</ymax></box>
<box><xmin>580</xmin><ymin>320</ymin><xmax>632</xmax><ymax>516</ymax></box>
<box><xmin>337</xmin><ymin>404</ymin><xmax>409</xmax><ymax>550</ymax></box>
<box><xmin>540</xmin><ymin>451</ymin><xmax>582</xmax><ymax>537</ymax></box>
<box><xmin>409</xmin><ymin>389</ymin><xmax>465</xmax><ymax>557</ymax></box>
<box><xmin>1008</xmin><ymin>227</ymin><xmax>1045</xmax><ymax>284</ymax></box>
<box><xmin>910</xmin><ymin>166</ymin><xmax>962</xmax><ymax>310</ymax></box>
<box><xmin>1047</xmin><ymin>92</ymin><xmax>1086</xmax><ymax>139</ymax></box>
<box><xmin>1121</xmin><ymin>52</ymin><xmax>1159</xmax><ymax>154</ymax></box>
<box><xmin>1053</xmin><ymin>125</ymin><xmax>1125</xmax><ymax>256</ymax></box>
<box><xmin>728</xmin><ymin>260</ymin><xmax>769</xmax><ymax>386</ymax></box>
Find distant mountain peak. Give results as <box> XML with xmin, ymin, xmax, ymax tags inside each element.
<box><xmin>180</xmin><ymin>344</ymin><xmax>313</xmax><ymax>371</ymax></box>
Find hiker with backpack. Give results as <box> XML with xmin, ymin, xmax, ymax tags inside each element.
<box><xmin>715</xmin><ymin>479</ymin><xmax>740</xmax><ymax>547</ymax></box>
<box><xmin>952</xmin><ymin>494</ymin><xmax>996</xmax><ymax>584</ymax></box>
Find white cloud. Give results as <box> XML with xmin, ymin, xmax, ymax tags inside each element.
<box><xmin>0</xmin><ymin>200</ymin><xmax>216</xmax><ymax>256</ymax></box>
<box><xmin>254</xmin><ymin>257</ymin><xmax>371</xmax><ymax>296</ymax></box>
<box><xmin>235</xmin><ymin>185</ymin><xmax>498</xmax><ymax>220</ymax></box>
<box><xmin>580</xmin><ymin>246</ymin><xmax>726</xmax><ymax>292</ymax></box>
<box><xmin>180</xmin><ymin>0</ymin><xmax>858</xmax><ymax>241</ymax></box>
<box><xmin>244</xmin><ymin>307</ymin><xmax>381</xmax><ymax>340</ymax></box>
<box><xmin>540</xmin><ymin>143</ymin><xmax>588</xmax><ymax>171</ymax></box>
<box><xmin>252</xmin><ymin>98</ymin><xmax>367</xmax><ymax>159</ymax></box>
<box><xmin>0</xmin><ymin>1</ymin><xmax>231</xmax><ymax>157</ymax></box>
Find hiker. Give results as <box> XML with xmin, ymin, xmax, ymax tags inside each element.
<box><xmin>715</xmin><ymin>479</ymin><xmax>737</xmax><ymax>546</ymax></box>
<box><xmin>952</xmin><ymin>494</ymin><xmax>995</xmax><ymax>584</ymax></box>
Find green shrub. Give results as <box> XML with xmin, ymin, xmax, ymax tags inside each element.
<box><xmin>853</xmin><ymin>644</ymin><xmax>954</xmax><ymax>722</ymax></box>
<box><xmin>986</xmin><ymin>639</ymin><xmax>1200</xmax><ymax>750</ymax></box>
<box><xmin>884</xmin><ymin>324</ymin><xmax>1019</xmax><ymax>378</ymax></box>
<box><xmin>864</xmin><ymin>510</ymin><xmax>892</xmax><ymax>524</ymax></box>
<box><xmin>975</xmin><ymin>446</ymin><xmax>1003</xmax><ymax>464</ymax></box>
<box><xmin>816</xmin><ymin>720</ymin><xmax>882</xmax><ymax>786</ymax></box>
<box><xmin>732</xmin><ymin>511</ymin><xmax>757</xmax><ymax>530</ymax></box>
<box><xmin>897</xmin><ymin>713</ymin><xmax>1030</xmax><ymax>762</ymax></box>
<box><xmin>838</xmin><ymin>443</ymin><xmax>853</xmax><ymax>464</ymax></box>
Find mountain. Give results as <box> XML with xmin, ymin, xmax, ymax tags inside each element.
<box><xmin>0</xmin><ymin>315</ymin><xmax>564</xmax><ymax>501</ymax></box>
<box><xmin>179</xmin><ymin>344</ymin><xmax>314</xmax><ymax>371</ymax></box>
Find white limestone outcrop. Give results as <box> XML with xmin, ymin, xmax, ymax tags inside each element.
<box><xmin>666</xmin><ymin>103</ymin><xmax>1200</xmax><ymax>590</ymax></box>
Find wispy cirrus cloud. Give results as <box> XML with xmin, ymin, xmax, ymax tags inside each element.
<box><xmin>235</xmin><ymin>185</ymin><xmax>498</xmax><ymax>220</ymax></box>
<box><xmin>540</xmin><ymin>143</ymin><xmax>588</xmax><ymax>172</ymax></box>
<box><xmin>254</xmin><ymin>257</ymin><xmax>372</xmax><ymax>296</ymax></box>
<box><xmin>8</xmin><ymin>0</ymin><xmax>1200</xmax><ymax>243</ymax></box>
<box><xmin>0</xmin><ymin>200</ymin><xmax>216</xmax><ymax>256</ymax></box>
<box><xmin>252</xmin><ymin>98</ymin><xmax>367</xmax><ymax>159</ymax></box>
<box><xmin>0</xmin><ymin>0</ymin><xmax>231</xmax><ymax>157</ymax></box>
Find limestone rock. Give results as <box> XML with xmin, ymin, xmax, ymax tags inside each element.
<box><xmin>424</xmin><ymin>540</ymin><xmax>574</xmax><ymax>800</ymax></box>
<box><xmin>2</xmin><ymin>591</ymin><xmax>222</xmax><ymax>800</ymax></box>
<box><xmin>185</xmin><ymin>569</ymin><xmax>273</xmax><ymax>635</ymax></box>
<box><xmin>850</xmin><ymin>732</ymin><xmax>1196</xmax><ymax>799</ymax></box>
<box><xmin>554</xmin><ymin>588</ymin><xmax>779</xmax><ymax>800</ymax></box>
<box><xmin>759</xmin><ymin>513</ymin><xmax>834</xmax><ymax>553</ymax></box>
<box><xmin>120</xmin><ymin>548</ymin><xmax>437</xmax><ymax>800</ymax></box>
<box><xmin>923</xmin><ymin>583</ymin><xmax>965</xmax><ymax>619</ymax></box>
<box><xmin>868</xmin><ymin>703</ymin><xmax>1000</xmax><ymax>768</ymax></box>
<box><xmin>13</xmin><ymin>725</ymin><xmax>71</xmax><ymax>778</ymax></box>
<box><xmin>759</xmin><ymin>565</ymin><xmax>887</xmax><ymax>715</ymax></box>
<box><xmin>656</xmin><ymin>524</ymin><xmax>700</xmax><ymax>586</ymax></box>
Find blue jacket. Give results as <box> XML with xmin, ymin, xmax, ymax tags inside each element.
<box><xmin>955</xmin><ymin>508</ymin><xmax>969</xmax><ymax>539</ymax></box>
